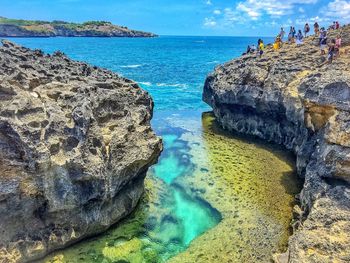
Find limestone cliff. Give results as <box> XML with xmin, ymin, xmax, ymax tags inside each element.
<box><xmin>0</xmin><ymin>40</ymin><xmax>162</xmax><ymax>262</ymax></box>
<box><xmin>204</xmin><ymin>26</ymin><xmax>350</xmax><ymax>262</ymax></box>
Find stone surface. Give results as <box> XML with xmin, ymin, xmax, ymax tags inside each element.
<box><xmin>203</xmin><ymin>26</ymin><xmax>350</xmax><ymax>262</ymax></box>
<box><xmin>0</xmin><ymin>40</ymin><xmax>162</xmax><ymax>263</ymax></box>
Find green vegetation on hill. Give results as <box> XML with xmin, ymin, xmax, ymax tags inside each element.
<box><xmin>82</xmin><ymin>21</ymin><xmax>112</xmax><ymax>26</ymax></box>
<box><xmin>0</xmin><ymin>16</ymin><xmax>49</xmax><ymax>26</ymax></box>
<box><xmin>0</xmin><ymin>17</ymin><xmax>112</xmax><ymax>28</ymax></box>
<box><xmin>0</xmin><ymin>16</ymin><xmax>156</xmax><ymax>37</ymax></box>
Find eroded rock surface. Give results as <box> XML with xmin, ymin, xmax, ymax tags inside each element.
<box><xmin>204</xmin><ymin>26</ymin><xmax>350</xmax><ymax>262</ymax></box>
<box><xmin>0</xmin><ymin>40</ymin><xmax>162</xmax><ymax>263</ymax></box>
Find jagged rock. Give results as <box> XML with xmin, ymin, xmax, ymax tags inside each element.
<box><xmin>204</xmin><ymin>26</ymin><xmax>350</xmax><ymax>262</ymax></box>
<box><xmin>0</xmin><ymin>40</ymin><xmax>162</xmax><ymax>262</ymax></box>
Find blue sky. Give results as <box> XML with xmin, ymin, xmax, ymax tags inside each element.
<box><xmin>1</xmin><ymin>0</ymin><xmax>349</xmax><ymax>36</ymax></box>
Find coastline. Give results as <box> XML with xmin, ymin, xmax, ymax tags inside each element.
<box><xmin>0</xmin><ymin>18</ymin><xmax>157</xmax><ymax>38</ymax></box>
<box><xmin>203</xmin><ymin>26</ymin><xmax>350</xmax><ymax>262</ymax></box>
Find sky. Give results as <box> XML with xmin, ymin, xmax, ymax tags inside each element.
<box><xmin>1</xmin><ymin>0</ymin><xmax>349</xmax><ymax>36</ymax></box>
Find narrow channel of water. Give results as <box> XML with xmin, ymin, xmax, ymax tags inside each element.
<box><xmin>10</xmin><ymin>36</ymin><xmax>300</xmax><ymax>263</ymax></box>
<box><xmin>41</xmin><ymin>110</ymin><xmax>301</xmax><ymax>263</ymax></box>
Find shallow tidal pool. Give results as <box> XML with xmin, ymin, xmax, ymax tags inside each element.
<box><xmin>41</xmin><ymin>111</ymin><xmax>301</xmax><ymax>263</ymax></box>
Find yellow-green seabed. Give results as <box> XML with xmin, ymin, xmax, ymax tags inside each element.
<box><xmin>169</xmin><ymin>112</ymin><xmax>301</xmax><ymax>262</ymax></box>
<box><xmin>41</xmin><ymin>111</ymin><xmax>301</xmax><ymax>263</ymax></box>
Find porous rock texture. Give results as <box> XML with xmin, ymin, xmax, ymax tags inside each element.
<box><xmin>204</xmin><ymin>26</ymin><xmax>350</xmax><ymax>262</ymax></box>
<box><xmin>0</xmin><ymin>40</ymin><xmax>162</xmax><ymax>262</ymax></box>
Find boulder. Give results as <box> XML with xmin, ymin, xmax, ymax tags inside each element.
<box><xmin>0</xmin><ymin>40</ymin><xmax>162</xmax><ymax>262</ymax></box>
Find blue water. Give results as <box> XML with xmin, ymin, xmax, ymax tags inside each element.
<box><xmin>10</xmin><ymin>36</ymin><xmax>273</xmax><ymax>111</ymax></box>
<box><xmin>7</xmin><ymin>36</ymin><xmax>276</xmax><ymax>262</ymax></box>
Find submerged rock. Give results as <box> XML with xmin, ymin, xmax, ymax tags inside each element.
<box><xmin>203</xmin><ymin>26</ymin><xmax>350</xmax><ymax>262</ymax></box>
<box><xmin>0</xmin><ymin>40</ymin><xmax>162</xmax><ymax>262</ymax></box>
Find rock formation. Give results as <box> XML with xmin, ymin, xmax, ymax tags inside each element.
<box><xmin>204</xmin><ymin>26</ymin><xmax>350</xmax><ymax>262</ymax></box>
<box><xmin>0</xmin><ymin>17</ymin><xmax>157</xmax><ymax>38</ymax></box>
<box><xmin>0</xmin><ymin>40</ymin><xmax>162</xmax><ymax>262</ymax></box>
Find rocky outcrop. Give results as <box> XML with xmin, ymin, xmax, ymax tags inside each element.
<box><xmin>0</xmin><ymin>40</ymin><xmax>162</xmax><ymax>262</ymax></box>
<box><xmin>204</xmin><ymin>26</ymin><xmax>350</xmax><ymax>262</ymax></box>
<box><xmin>0</xmin><ymin>17</ymin><xmax>157</xmax><ymax>38</ymax></box>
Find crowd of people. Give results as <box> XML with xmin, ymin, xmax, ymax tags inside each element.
<box><xmin>244</xmin><ymin>21</ymin><xmax>343</xmax><ymax>64</ymax></box>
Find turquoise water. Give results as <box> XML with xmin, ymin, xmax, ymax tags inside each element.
<box><xmin>7</xmin><ymin>36</ymin><xmax>284</xmax><ymax>262</ymax></box>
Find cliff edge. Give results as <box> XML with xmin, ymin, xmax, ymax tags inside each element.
<box><xmin>0</xmin><ymin>40</ymin><xmax>162</xmax><ymax>262</ymax></box>
<box><xmin>204</xmin><ymin>26</ymin><xmax>350</xmax><ymax>262</ymax></box>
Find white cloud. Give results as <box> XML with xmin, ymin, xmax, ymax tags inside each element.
<box><xmin>234</xmin><ymin>0</ymin><xmax>318</xmax><ymax>20</ymax></box>
<box><xmin>206</xmin><ymin>0</ymin><xmax>212</xmax><ymax>5</ymax></box>
<box><xmin>237</xmin><ymin>2</ymin><xmax>260</xmax><ymax>19</ymax></box>
<box><xmin>323</xmin><ymin>0</ymin><xmax>350</xmax><ymax>20</ymax></box>
<box><xmin>308</xmin><ymin>16</ymin><xmax>330</xmax><ymax>23</ymax></box>
<box><xmin>223</xmin><ymin>8</ymin><xmax>243</xmax><ymax>23</ymax></box>
<box><xmin>204</xmin><ymin>0</ymin><xmax>321</xmax><ymax>31</ymax></box>
<box><xmin>203</xmin><ymin>17</ymin><xmax>217</xmax><ymax>27</ymax></box>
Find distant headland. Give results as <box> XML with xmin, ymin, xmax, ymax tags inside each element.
<box><xmin>0</xmin><ymin>17</ymin><xmax>157</xmax><ymax>37</ymax></box>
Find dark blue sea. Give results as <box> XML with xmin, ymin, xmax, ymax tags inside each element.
<box><xmin>11</xmin><ymin>36</ymin><xmax>273</xmax><ymax>111</ymax></box>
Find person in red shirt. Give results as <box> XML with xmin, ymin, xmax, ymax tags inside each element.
<box><xmin>336</xmin><ymin>21</ymin><xmax>340</xmax><ymax>30</ymax></box>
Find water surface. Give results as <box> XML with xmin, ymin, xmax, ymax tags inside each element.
<box><xmin>8</xmin><ymin>36</ymin><xmax>301</xmax><ymax>262</ymax></box>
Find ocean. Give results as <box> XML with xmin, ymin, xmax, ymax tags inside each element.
<box><xmin>10</xmin><ymin>36</ymin><xmax>273</xmax><ymax>111</ymax></box>
<box><xmin>8</xmin><ymin>36</ymin><xmax>301</xmax><ymax>263</ymax></box>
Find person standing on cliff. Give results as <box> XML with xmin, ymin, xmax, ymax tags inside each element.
<box><xmin>314</xmin><ymin>22</ymin><xmax>320</xmax><ymax>36</ymax></box>
<box><xmin>279</xmin><ymin>27</ymin><xmax>285</xmax><ymax>41</ymax></box>
<box><xmin>336</xmin><ymin>21</ymin><xmax>340</xmax><ymax>30</ymax></box>
<box><xmin>335</xmin><ymin>34</ymin><xmax>342</xmax><ymax>57</ymax></box>
<box><xmin>328</xmin><ymin>39</ymin><xmax>336</xmax><ymax>63</ymax></box>
<box><xmin>304</xmin><ymin>23</ymin><xmax>310</xmax><ymax>37</ymax></box>
<box><xmin>320</xmin><ymin>28</ymin><xmax>328</xmax><ymax>55</ymax></box>
<box><xmin>288</xmin><ymin>27</ymin><xmax>295</xmax><ymax>43</ymax></box>
<box><xmin>258</xmin><ymin>39</ymin><xmax>265</xmax><ymax>57</ymax></box>
<box><xmin>296</xmin><ymin>30</ymin><xmax>304</xmax><ymax>45</ymax></box>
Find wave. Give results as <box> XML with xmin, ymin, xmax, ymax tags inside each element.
<box><xmin>156</xmin><ymin>83</ymin><xmax>188</xmax><ymax>88</ymax></box>
<box><xmin>138</xmin><ymin>81</ymin><xmax>152</xmax><ymax>86</ymax></box>
<box><xmin>120</xmin><ymin>64</ymin><xmax>142</xmax><ymax>68</ymax></box>
<box><xmin>195</xmin><ymin>40</ymin><xmax>205</xmax><ymax>43</ymax></box>
<box><xmin>206</xmin><ymin>61</ymin><xmax>220</xmax><ymax>64</ymax></box>
<box><xmin>137</xmin><ymin>81</ymin><xmax>189</xmax><ymax>88</ymax></box>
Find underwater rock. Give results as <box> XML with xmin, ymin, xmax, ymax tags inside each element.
<box><xmin>0</xmin><ymin>40</ymin><xmax>162</xmax><ymax>262</ymax></box>
<box><xmin>203</xmin><ymin>26</ymin><xmax>350</xmax><ymax>262</ymax></box>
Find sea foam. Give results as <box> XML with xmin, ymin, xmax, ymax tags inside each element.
<box><xmin>120</xmin><ymin>64</ymin><xmax>143</xmax><ymax>68</ymax></box>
